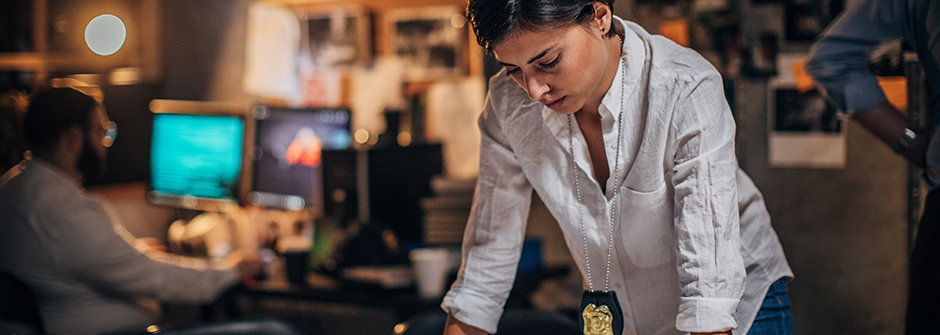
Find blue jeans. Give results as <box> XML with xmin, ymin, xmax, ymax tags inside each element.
<box><xmin>747</xmin><ymin>278</ymin><xmax>793</xmax><ymax>335</ymax></box>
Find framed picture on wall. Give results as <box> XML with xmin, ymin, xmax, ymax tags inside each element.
<box><xmin>785</xmin><ymin>0</ymin><xmax>844</xmax><ymax>42</ymax></box>
<box><xmin>298</xmin><ymin>6</ymin><xmax>372</xmax><ymax>69</ymax></box>
<box><xmin>386</xmin><ymin>6</ymin><xmax>468</xmax><ymax>80</ymax></box>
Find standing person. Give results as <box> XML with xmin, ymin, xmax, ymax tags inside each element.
<box><xmin>0</xmin><ymin>81</ymin><xmax>262</xmax><ymax>335</ymax></box>
<box><xmin>441</xmin><ymin>1</ymin><xmax>792</xmax><ymax>335</ymax></box>
<box><xmin>805</xmin><ymin>0</ymin><xmax>939</xmax><ymax>333</ymax></box>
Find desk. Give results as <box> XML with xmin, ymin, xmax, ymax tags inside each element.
<box><xmin>211</xmin><ymin>274</ymin><xmax>441</xmax><ymax>335</ymax></box>
<box><xmin>208</xmin><ymin>266</ymin><xmax>570</xmax><ymax>335</ymax></box>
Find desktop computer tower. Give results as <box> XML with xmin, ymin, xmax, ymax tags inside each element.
<box><xmin>321</xmin><ymin>143</ymin><xmax>443</xmax><ymax>245</ymax></box>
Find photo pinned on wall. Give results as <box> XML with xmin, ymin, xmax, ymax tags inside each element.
<box><xmin>784</xmin><ymin>0</ymin><xmax>844</xmax><ymax>43</ymax></box>
<box><xmin>386</xmin><ymin>6</ymin><xmax>468</xmax><ymax>81</ymax></box>
<box><xmin>767</xmin><ymin>78</ymin><xmax>847</xmax><ymax>168</ymax></box>
<box><xmin>773</xmin><ymin>87</ymin><xmax>841</xmax><ymax>133</ymax></box>
<box><xmin>299</xmin><ymin>6</ymin><xmax>372</xmax><ymax>70</ymax></box>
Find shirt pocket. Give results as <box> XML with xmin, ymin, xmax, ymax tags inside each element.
<box><xmin>619</xmin><ymin>183</ymin><xmax>675</xmax><ymax>267</ymax></box>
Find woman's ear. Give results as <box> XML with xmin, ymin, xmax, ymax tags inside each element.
<box><xmin>592</xmin><ymin>1</ymin><xmax>612</xmax><ymax>34</ymax></box>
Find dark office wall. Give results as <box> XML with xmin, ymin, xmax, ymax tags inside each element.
<box><xmin>160</xmin><ymin>0</ymin><xmax>250</xmax><ymax>102</ymax></box>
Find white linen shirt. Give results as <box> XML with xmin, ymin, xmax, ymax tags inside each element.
<box><xmin>0</xmin><ymin>158</ymin><xmax>242</xmax><ymax>335</ymax></box>
<box><xmin>442</xmin><ymin>18</ymin><xmax>792</xmax><ymax>335</ymax></box>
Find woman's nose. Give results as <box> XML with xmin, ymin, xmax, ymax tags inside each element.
<box><xmin>523</xmin><ymin>73</ymin><xmax>549</xmax><ymax>101</ymax></box>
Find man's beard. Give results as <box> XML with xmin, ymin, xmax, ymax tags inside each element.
<box><xmin>76</xmin><ymin>137</ymin><xmax>105</xmax><ymax>183</ymax></box>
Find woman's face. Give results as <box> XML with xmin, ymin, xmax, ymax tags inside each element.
<box><xmin>492</xmin><ymin>5</ymin><xmax>615</xmax><ymax>115</ymax></box>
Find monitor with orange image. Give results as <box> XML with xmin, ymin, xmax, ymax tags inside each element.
<box><xmin>249</xmin><ymin>105</ymin><xmax>352</xmax><ymax>212</ymax></box>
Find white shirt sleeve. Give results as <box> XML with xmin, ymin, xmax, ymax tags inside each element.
<box><xmin>441</xmin><ymin>91</ymin><xmax>533</xmax><ymax>334</ymax></box>
<box><xmin>668</xmin><ymin>68</ymin><xmax>746</xmax><ymax>332</ymax></box>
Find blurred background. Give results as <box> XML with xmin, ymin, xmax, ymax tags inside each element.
<box><xmin>0</xmin><ymin>0</ymin><xmax>926</xmax><ymax>334</ymax></box>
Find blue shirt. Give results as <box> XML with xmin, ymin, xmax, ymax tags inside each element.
<box><xmin>806</xmin><ymin>0</ymin><xmax>940</xmax><ymax>190</ymax></box>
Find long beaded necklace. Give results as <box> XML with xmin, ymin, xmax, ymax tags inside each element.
<box><xmin>569</xmin><ymin>32</ymin><xmax>626</xmax><ymax>335</ymax></box>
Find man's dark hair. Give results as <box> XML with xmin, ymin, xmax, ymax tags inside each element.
<box><xmin>23</xmin><ymin>87</ymin><xmax>97</xmax><ymax>153</ymax></box>
<box><xmin>467</xmin><ymin>0</ymin><xmax>616</xmax><ymax>52</ymax></box>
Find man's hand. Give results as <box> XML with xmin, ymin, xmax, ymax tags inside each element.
<box><xmin>443</xmin><ymin>313</ymin><xmax>487</xmax><ymax>335</ymax></box>
<box><xmin>135</xmin><ymin>237</ymin><xmax>168</xmax><ymax>256</ymax></box>
<box><xmin>224</xmin><ymin>250</ymin><xmax>263</xmax><ymax>279</ymax></box>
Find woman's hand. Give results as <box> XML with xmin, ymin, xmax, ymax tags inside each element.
<box><xmin>443</xmin><ymin>313</ymin><xmax>487</xmax><ymax>335</ymax></box>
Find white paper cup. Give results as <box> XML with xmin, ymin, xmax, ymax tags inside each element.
<box><xmin>409</xmin><ymin>248</ymin><xmax>452</xmax><ymax>299</ymax></box>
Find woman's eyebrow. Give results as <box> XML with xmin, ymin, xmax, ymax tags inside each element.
<box><xmin>496</xmin><ymin>46</ymin><xmax>555</xmax><ymax>67</ymax></box>
<box><xmin>525</xmin><ymin>47</ymin><xmax>552</xmax><ymax>64</ymax></box>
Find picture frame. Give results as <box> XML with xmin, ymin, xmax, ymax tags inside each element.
<box><xmin>297</xmin><ymin>6</ymin><xmax>372</xmax><ymax>70</ymax></box>
<box><xmin>385</xmin><ymin>6</ymin><xmax>468</xmax><ymax>81</ymax></box>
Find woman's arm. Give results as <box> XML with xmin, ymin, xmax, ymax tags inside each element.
<box><xmin>444</xmin><ymin>313</ymin><xmax>488</xmax><ymax>335</ymax></box>
<box><xmin>668</xmin><ymin>67</ymin><xmax>746</xmax><ymax>333</ymax></box>
<box><xmin>440</xmin><ymin>86</ymin><xmax>533</xmax><ymax>334</ymax></box>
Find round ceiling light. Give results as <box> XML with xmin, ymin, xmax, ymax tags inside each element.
<box><xmin>85</xmin><ymin>14</ymin><xmax>126</xmax><ymax>56</ymax></box>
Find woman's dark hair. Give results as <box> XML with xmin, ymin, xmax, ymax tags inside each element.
<box><xmin>23</xmin><ymin>87</ymin><xmax>97</xmax><ymax>153</ymax></box>
<box><xmin>467</xmin><ymin>0</ymin><xmax>616</xmax><ymax>52</ymax></box>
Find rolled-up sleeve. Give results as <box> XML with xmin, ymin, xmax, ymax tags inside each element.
<box><xmin>441</xmin><ymin>90</ymin><xmax>532</xmax><ymax>334</ymax></box>
<box><xmin>669</xmin><ymin>69</ymin><xmax>745</xmax><ymax>332</ymax></box>
<box><xmin>805</xmin><ymin>0</ymin><xmax>906</xmax><ymax>115</ymax></box>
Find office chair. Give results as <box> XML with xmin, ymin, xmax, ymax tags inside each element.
<box><xmin>395</xmin><ymin>309</ymin><xmax>580</xmax><ymax>335</ymax></box>
<box><xmin>0</xmin><ymin>272</ymin><xmax>44</xmax><ymax>334</ymax></box>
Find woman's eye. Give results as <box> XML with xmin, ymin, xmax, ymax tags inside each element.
<box><xmin>505</xmin><ymin>68</ymin><xmax>520</xmax><ymax>76</ymax></box>
<box><xmin>540</xmin><ymin>56</ymin><xmax>560</xmax><ymax>69</ymax></box>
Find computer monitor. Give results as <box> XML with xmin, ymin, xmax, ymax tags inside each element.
<box><xmin>148</xmin><ymin>111</ymin><xmax>246</xmax><ymax>209</ymax></box>
<box><xmin>249</xmin><ymin>105</ymin><xmax>352</xmax><ymax>211</ymax></box>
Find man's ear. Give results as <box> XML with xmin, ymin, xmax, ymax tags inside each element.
<box><xmin>592</xmin><ymin>1</ymin><xmax>613</xmax><ymax>34</ymax></box>
<box><xmin>60</xmin><ymin>125</ymin><xmax>84</xmax><ymax>155</ymax></box>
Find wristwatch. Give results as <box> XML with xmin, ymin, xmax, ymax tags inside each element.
<box><xmin>893</xmin><ymin>128</ymin><xmax>917</xmax><ymax>154</ymax></box>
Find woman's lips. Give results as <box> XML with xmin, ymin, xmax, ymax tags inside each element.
<box><xmin>544</xmin><ymin>96</ymin><xmax>565</xmax><ymax>109</ymax></box>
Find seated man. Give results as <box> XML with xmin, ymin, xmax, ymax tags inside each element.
<box><xmin>0</xmin><ymin>81</ymin><xmax>261</xmax><ymax>335</ymax></box>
